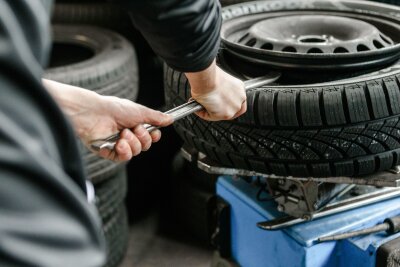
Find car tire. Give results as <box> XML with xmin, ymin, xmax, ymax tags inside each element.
<box><xmin>103</xmin><ymin>204</ymin><xmax>129</xmax><ymax>267</ymax></box>
<box><xmin>165</xmin><ymin>0</ymin><xmax>400</xmax><ymax>178</ymax></box>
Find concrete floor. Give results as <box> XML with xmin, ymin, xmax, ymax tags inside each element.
<box><xmin>121</xmin><ymin>213</ymin><xmax>213</xmax><ymax>267</ymax></box>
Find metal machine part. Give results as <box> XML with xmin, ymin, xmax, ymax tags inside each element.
<box><xmin>221</xmin><ymin>10</ymin><xmax>400</xmax><ymax>71</ymax></box>
<box><xmin>257</xmin><ymin>187</ymin><xmax>400</xmax><ymax>230</ymax></box>
<box><xmin>90</xmin><ymin>72</ymin><xmax>281</xmax><ymax>151</ymax></box>
<box><xmin>264</xmin><ymin>179</ymin><xmax>350</xmax><ymax>219</ymax></box>
<box><xmin>191</xmin><ymin>151</ymin><xmax>400</xmax><ymax>188</ymax></box>
<box><xmin>181</xmin><ymin>147</ymin><xmax>400</xmax><ymax>229</ymax></box>
<box><xmin>318</xmin><ymin>215</ymin><xmax>400</xmax><ymax>242</ymax></box>
<box><xmin>217</xmin><ymin>175</ymin><xmax>400</xmax><ymax>267</ymax></box>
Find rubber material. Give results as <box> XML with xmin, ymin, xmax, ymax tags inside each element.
<box><xmin>95</xmin><ymin>168</ymin><xmax>128</xmax><ymax>222</ymax></box>
<box><xmin>44</xmin><ymin>25</ymin><xmax>138</xmax><ymax>183</ymax></box>
<box><xmin>172</xmin><ymin>152</ymin><xmax>218</xmax><ymax>192</ymax></box>
<box><xmin>376</xmin><ymin>235</ymin><xmax>400</xmax><ymax>267</ymax></box>
<box><xmin>44</xmin><ymin>25</ymin><xmax>138</xmax><ymax>99</ymax></box>
<box><xmin>220</xmin><ymin>0</ymin><xmax>400</xmax><ymax>7</ymax></box>
<box><xmin>164</xmin><ymin>0</ymin><xmax>400</xmax><ymax>178</ymax></box>
<box><xmin>219</xmin><ymin>0</ymin><xmax>254</xmax><ymax>7</ymax></box>
<box><xmin>102</xmin><ymin>205</ymin><xmax>129</xmax><ymax>267</ymax></box>
<box><xmin>166</xmin><ymin>64</ymin><xmax>400</xmax><ymax>178</ymax></box>
<box><xmin>374</xmin><ymin>0</ymin><xmax>400</xmax><ymax>5</ymax></box>
<box><xmin>52</xmin><ymin>3</ymin><xmax>131</xmax><ymax>28</ymax></box>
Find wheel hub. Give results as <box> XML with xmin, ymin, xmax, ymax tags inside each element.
<box><xmin>242</xmin><ymin>15</ymin><xmax>393</xmax><ymax>54</ymax></box>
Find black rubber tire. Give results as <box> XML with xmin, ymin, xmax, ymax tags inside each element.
<box><xmin>220</xmin><ymin>0</ymin><xmax>400</xmax><ymax>7</ymax></box>
<box><xmin>172</xmin><ymin>152</ymin><xmax>218</xmax><ymax>192</ymax></box>
<box><xmin>372</xmin><ymin>0</ymin><xmax>400</xmax><ymax>5</ymax></box>
<box><xmin>170</xmin><ymin>165</ymin><xmax>216</xmax><ymax>244</ymax></box>
<box><xmin>219</xmin><ymin>0</ymin><xmax>254</xmax><ymax>7</ymax></box>
<box><xmin>44</xmin><ymin>25</ymin><xmax>138</xmax><ymax>183</ymax></box>
<box><xmin>165</xmin><ymin>0</ymin><xmax>400</xmax><ymax>178</ymax></box>
<box><xmin>51</xmin><ymin>3</ymin><xmax>131</xmax><ymax>29</ymax></box>
<box><xmin>102</xmin><ymin>205</ymin><xmax>129</xmax><ymax>267</ymax></box>
<box><xmin>44</xmin><ymin>25</ymin><xmax>138</xmax><ymax>99</ymax></box>
<box><xmin>95</xmin><ymin>167</ymin><xmax>128</xmax><ymax>222</ymax></box>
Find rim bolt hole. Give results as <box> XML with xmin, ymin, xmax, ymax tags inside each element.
<box><xmin>357</xmin><ymin>44</ymin><xmax>370</xmax><ymax>52</ymax></box>
<box><xmin>307</xmin><ymin>48</ymin><xmax>323</xmax><ymax>54</ymax></box>
<box><xmin>373</xmin><ymin>40</ymin><xmax>384</xmax><ymax>49</ymax></box>
<box><xmin>282</xmin><ymin>46</ymin><xmax>297</xmax><ymax>53</ymax></box>
<box><xmin>238</xmin><ymin>33</ymin><xmax>249</xmax><ymax>43</ymax></box>
<box><xmin>260</xmin><ymin>43</ymin><xmax>273</xmax><ymax>50</ymax></box>
<box><xmin>245</xmin><ymin>38</ymin><xmax>256</xmax><ymax>47</ymax></box>
<box><xmin>333</xmin><ymin>47</ymin><xmax>349</xmax><ymax>53</ymax></box>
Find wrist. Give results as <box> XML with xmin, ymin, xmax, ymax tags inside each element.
<box><xmin>185</xmin><ymin>59</ymin><xmax>218</xmax><ymax>96</ymax></box>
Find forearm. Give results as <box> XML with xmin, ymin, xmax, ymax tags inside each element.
<box><xmin>42</xmin><ymin>78</ymin><xmax>107</xmax><ymax>140</ymax></box>
<box><xmin>42</xmin><ymin>79</ymin><xmax>102</xmax><ymax>120</ymax></box>
<box><xmin>185</xmin><ymin>60</ymin><xmax>217</xmax><ymax>95</ymax></box>
<box><xmin>119</xmin><ymin>0</ymin><xmax>221</xmax><ymax>72</ymax></box>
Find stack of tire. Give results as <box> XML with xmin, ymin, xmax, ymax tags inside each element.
<box><xmin>44</xmin><ymin>24</ymin><xmax>137</xmax><ymax>267</ymax></box>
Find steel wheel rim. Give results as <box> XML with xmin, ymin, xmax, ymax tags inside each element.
<box><xmin>221</xmin><ymin>10</ymin><xmax>400</xmax><ymax>71</ymax></box>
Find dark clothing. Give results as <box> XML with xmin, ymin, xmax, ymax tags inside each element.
<box><xmin>0</xmin><ymin>0</ymin><xmax>221</xmax><ymax>266</ymax></box>
<box><xmin>121</xmin><ymin>0</ymin><xmax>222</xmax><ymax>72</ymax></box>
<box><xmin>0</xmin><ymin>1</ymin><xmax>105</xmax><ymax>266</ymax></box>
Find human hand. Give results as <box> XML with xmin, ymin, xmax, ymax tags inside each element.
<box><xmin>42</xmin><ymin>79</ymin><xmax>173</xmax><ymax>162</ymax></box>
<box><xmin>185</xmin><ymin>60</ymin><xmax>246</xmax><ymax>121</ymax></box>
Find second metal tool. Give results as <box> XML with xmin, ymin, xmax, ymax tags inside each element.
<box><xmin>90</xmin><ymin>72</ymin><xmax>281</xmax><ymax>151</ymax></box>
<box><xmin>318</xmin><ymin>215</ymin><xmax>400</xmax><ymax>242</ymax></box>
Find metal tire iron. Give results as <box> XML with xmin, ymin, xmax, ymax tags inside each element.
<box><xmin>317</xmin><ymin>215</ymin><xmax>400</xmax><ymax>243</ymax></box>
<box><xmin>181</xmin><ymin>146</ymin><xmax>400</xmax><ymax>231</ymax></box>
<box><xmin>90</xmin><ymin>72</ymin><xmax>281</xmax><ymax>151</ymax></box>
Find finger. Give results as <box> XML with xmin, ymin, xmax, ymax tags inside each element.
<box><xmin>150</xmin><ymin>129</ymin><xmax>162</xmax><ymax>143</ymax></box>
<box><xmin>98</xmin><ymin>147</ymin><xmax>115</xmax><ymax>161</ymax></box>
<box><xmin>120</xmin><ymin>129</ymin><xmax>142</xmax><ymax>156</ymax></box>
<box><xmin>99</xmin><ymin>144</ymin><xmax>122</xmax><ymax>162</ymax></box>
<box><xmin>133</xmin><ymin>125</ymin><xmax>152</xmax><ymax>151</ymax></box>
<box><xmin>115</xmin><ymin>138</ymin><xmax>133</xmax><ymax>161</ymax></box>
<box><xmin>139</xmin><ymin>105</ymin><xmax>173</xmax><ymax>127</ymax></box>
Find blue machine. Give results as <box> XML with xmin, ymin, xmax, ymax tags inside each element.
<box><xmin>216</xmin><ymin>176</ymin><xmax>400</xmax><ymax>267</ymax></box>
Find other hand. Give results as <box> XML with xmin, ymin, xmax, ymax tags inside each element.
<box><xmin>185</xmin><ymin>60</ymin><xmax>246</xmax><ymax>121</ymax></box>
<box><xmin>42</xmin><ymin>79</ymin><xmax>173</xmax><ymax>162</ymax></box>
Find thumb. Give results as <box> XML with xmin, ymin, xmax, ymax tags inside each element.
<box><xmin>139</xmin><ymin>105</ymin><xmax>173</xmax><ymax>126</ymax></box>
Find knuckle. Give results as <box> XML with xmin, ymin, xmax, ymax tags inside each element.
<box><xmin>223</xmin><ymin>113</ymin><xmax>232</xmax><ymax>120</ymax></box>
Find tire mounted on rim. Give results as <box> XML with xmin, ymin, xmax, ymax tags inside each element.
<box><xmin>165</xmin><ymin>0</ymin><xmax>400</xmax><ymax>178</ymax></box>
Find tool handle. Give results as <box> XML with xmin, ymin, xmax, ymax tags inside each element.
<box><xmin>385</xmin><ymin>216</ymin><xmax>400</xmax><ymax>234</ymax></box>
<box><xmin>90</xmin><ymin>124</ymin><xmax>158</xmax><ymax>151</ymax></box>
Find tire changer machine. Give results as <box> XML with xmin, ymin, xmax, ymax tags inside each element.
<box><xmin>181</xmin><ymin>147</ymin><xmax>400</xmax><ymax>267</ymax></box>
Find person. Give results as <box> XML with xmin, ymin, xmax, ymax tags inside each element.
<box><xmin>0</xmin><ymin>0</ymin><xmax>246</xmax><ymax>266</ymax></box>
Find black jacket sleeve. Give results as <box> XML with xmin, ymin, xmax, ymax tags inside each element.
<box><xmin>120</xmin><ymin>0</ymin><xmax>222</xmax><ymax>72</ymax></box>
<box><xmin>0</xmin><ymin>1</ymin><xmax>105</xmax><ymax>266</ymax></box>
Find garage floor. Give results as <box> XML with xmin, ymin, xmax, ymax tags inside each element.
<box><xmin>121</xmin><ymin>213</ymin><xmax>213</xmax><ymax>267</ymax></box>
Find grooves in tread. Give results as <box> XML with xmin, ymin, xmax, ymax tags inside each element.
<box><xmin>163</xmin><ymin>54</ymin><xmax>400</xmax><ymax>177</ymax></box>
